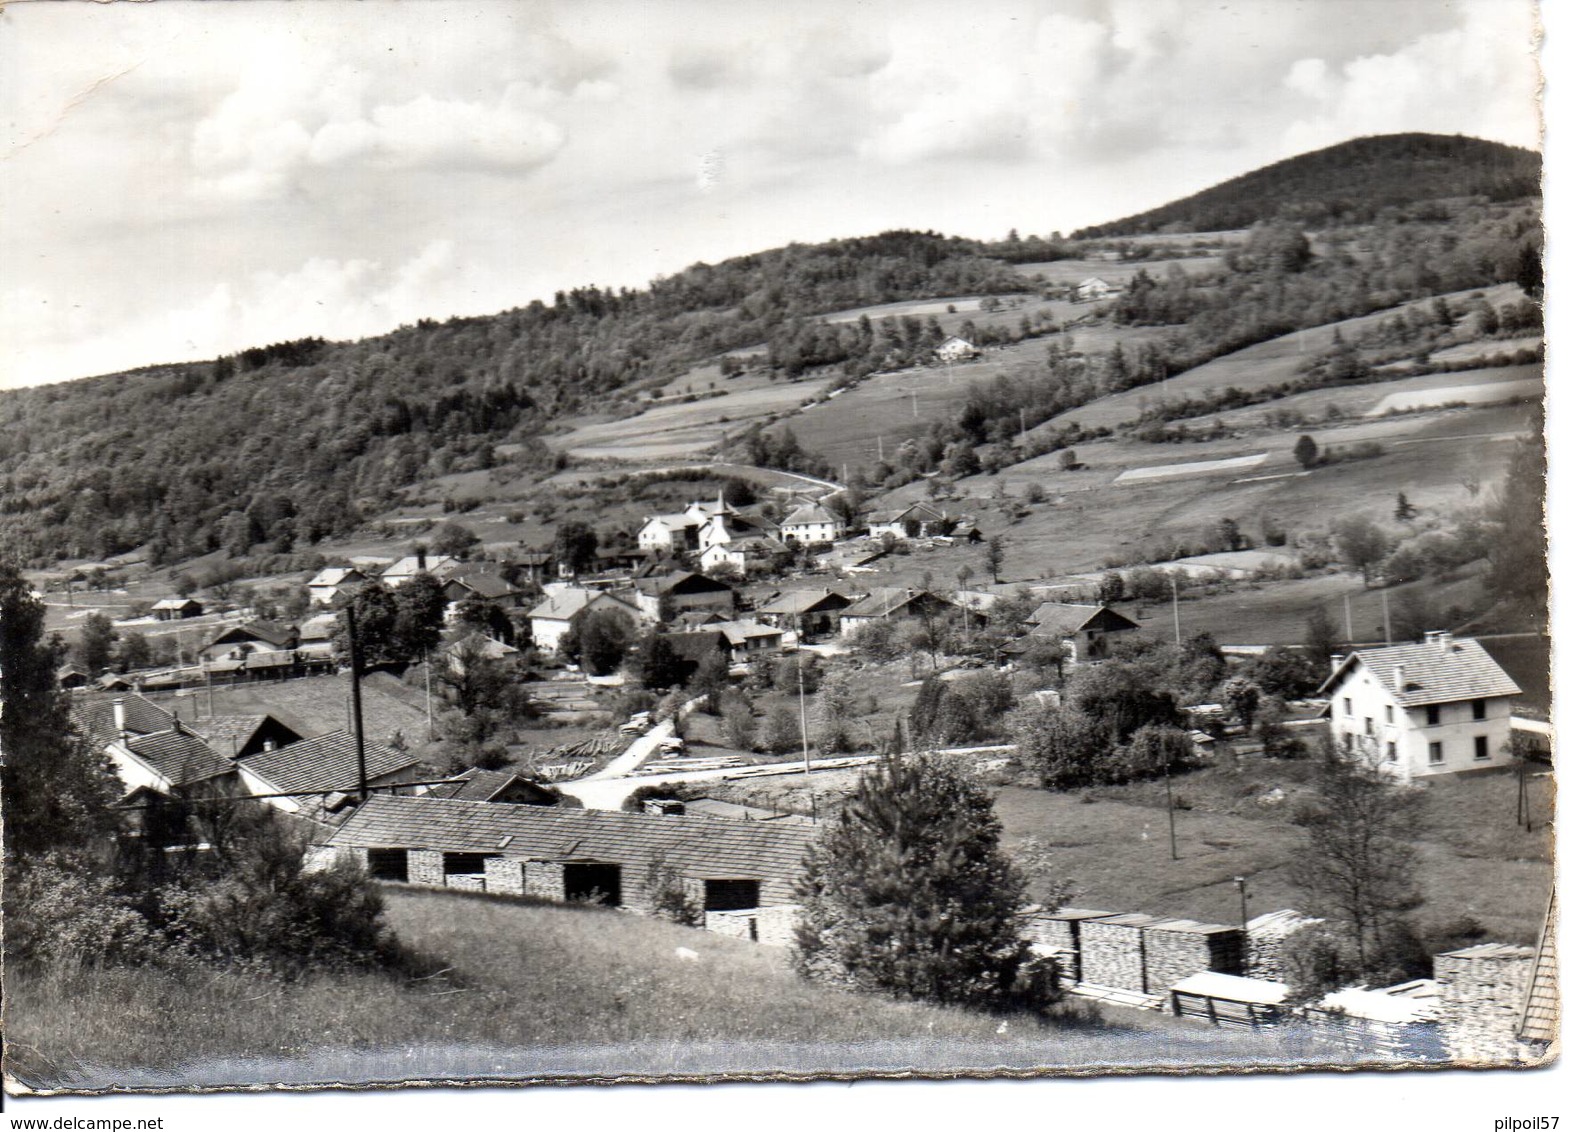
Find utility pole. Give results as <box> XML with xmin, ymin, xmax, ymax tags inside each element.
<box><xmin>346</xmin><ymin>605</ymin><xmax>369</xmax><ymax>803</ymax></box>
<box><xmin>877</xmin><ymin>435</ymin><xmax>885</xmax><ymax>463</ymax></box>
<box><xmin>1344</xmin><ymin>591</ymin><xmax>1354</xmax><ymax>641</ymax></box>
<box><xmin>795</xmin><ymin>612</ymin><xmax>817</xmax><ymax>824</ymax></box>
<box><xmin>424</xmin><ymin>648</ymin><xmax>434</xmax><ymax>740</ymax></box>
<box><xmin>1164</xmin><ymin>746</ymin><xmax>1178</xmax><ymax>861</ymax></box>
<box><xmin>1381</xmin><ymin>588</ymin><xmax>1392</xmax><ymax>645</ymax></box>
<box><xmin>910</xmin><ymin>391</ymin><xmax>919</xmax><ymax>419</ymax></box>
<box><xmin>1171</xmin><ymin>573</ymin><xmax>1182</xmax><ymax>648</ymax></box>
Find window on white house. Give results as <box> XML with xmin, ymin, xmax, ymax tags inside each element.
<box><xmin>1428</xmin><ymin>741</ymin><xmax>1444</xmax><ymax>765</ymax></box>
<box><xmin>1365</xmin><ymin>717</ymin><xmax>1374</xmax><ymax>735</ymax></box>
<box><xmin>1474</xmin><ymin>736</ymin><xmax>1489</xmax><ymax>760</ymax></box>
<box><xmin>1426</xmin><ymin>705</ymin><xmax>1441</xmax><ymax>726</ymax></box>
<box><xmin>1386</xmin><ymin>741</ymin><xmax>1398</xmax><ymax>762</ymax></box>
<box><xmin>1472</xmin><ymin>699</ymin><xmax>1487</xmax><ymax>721</ymax></box>
<box><xmin>1385</xmin><ymin>706</ymin><xmax>1394</xmax><ymax>724</ymax></box>
<box><xmin>1343</xmin><ymin>697</ymin><xmax>1352</xmax><ymax>714</ymax></box>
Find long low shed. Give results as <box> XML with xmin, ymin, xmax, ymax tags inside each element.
<box><xmin>317</xmin><ymin>794</ymin><xmax>818</xmax><ymax>915</ymax></box>
<box><xmin>1170</xmin><ymin>971</ymin><xmax>1290</xmax><ymax>1029</ymax></box>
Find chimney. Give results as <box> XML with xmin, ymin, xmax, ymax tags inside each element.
<box><xmin>1425</xmin><ymin>630</ymin><xmax>1443</xmax><ymax>645</ymax></box>
<box><xmin>1393</xmin><ymin>663</ymin><xmax>1405</xmax><ymax>692</ymax></box>
<box><xmin>417</xmin><ymin>549</ymin><xmax>427</xmax><ymax>572</ymax></box>
<box><xmin>1439</xmin><ymin>630</ymin><xmax>1454</xmax><ymax>651</ymax></box>
<box><xmin>112</xmin><ymin>697</ymin><xmax>128</xmax><ymax>739</ymax></box>
<box><xmin>1330</xmin><ymin>653</ymin><xmax>1345</xmax><ymax>674</ymax></box>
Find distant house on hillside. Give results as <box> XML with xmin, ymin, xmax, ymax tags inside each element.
<box><xmin>57</xmin><ymin>663</ymin><xmax>91</xmax><ymax>690</ymax></box>
<box><xmin>317</xmin><ymin>794</ymin><xmax>816</xmax><ymax>930</ymax></box>
<box><xmin>1319</xmin><ymin>631</ymin><xmax>1522</xmax><ymax>782</ymax></box>
<box><xmin>510</xmin><ymin>550</ymin><xmax>557</xmax><ymax>586</ymax></box>
<box><xmin>633</xmin><ymin>571</ymin><xmax>737</xmax><ymax>623</ymax></box>
<box><xmin>1025</xmin><ymin>602</ymin><xmax>1140</xmax><ymax>666</ymax></box>
<box><xmin>778</xmin><ymin>502</ymin><xmax>845</xmax><ymax>546</ymax></box>
<box><xmin>1075</xmin><ymin>276</ymin><xmax>1119</xmax><ymax>301</ymax></box>
<box><xmin>235</xmin><ymin>730</ymin><xmax>422</xmax><ymax>815</ymax></box>
<box><xmin>866</xmin><ymin>501</ymin><xmax>953</xmax><ymax>541</ymax></box>
<box><xmin>442</xmin><ymin>571</ymin><xmax>527</xmax><ymax>609</ymax></box>
<box><xmin>700</xmin><ymin>535</ymin><xmax>785</xmax><ymax>578</ymax></box>
<box><xmin>936</xmin><ymin>336</ymin><xmax>980</xmax><ymax>362</ymax></box>
<box><xmin>423</xmin><ymin>768</ymin><xmax>561</xmax><ymax>806</ymax></box>
<box><xmin>308</xmin><ymin>567</ymin><xmax>369</xmax><ymax>607</ymax></box>
<box><xmin>710</xmin><ymin>619</ymin><xmax>785</xmax><ymax>659</ymax></box>
<box><xmin>527</xmin><ymin>587</ymin><xmax>645</xmax><ymax>654</ymax></box>
<box><xmin>150</xmin><ymin>597</ymin><xmax>204</xmax><ymax>621</ymax></box>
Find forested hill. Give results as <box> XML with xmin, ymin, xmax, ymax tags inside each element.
<box><xmin>0</xmin><ymin>231</ymin><xmax>1031</xmax><ymax>566</ymax></box>
<box><xmin>1074</xmin><ymin>134</ymin><xmax>1540</xmax><ymax>237</ymax></box>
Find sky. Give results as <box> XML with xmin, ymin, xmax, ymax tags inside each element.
<box><xmin>0</xmin><ymin>0</ymin><xmax>1543</xmax><ymax>390</ymax></box>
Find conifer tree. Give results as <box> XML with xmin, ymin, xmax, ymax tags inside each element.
<box><xmin>794</xmin><ymin>752</ymin><xmax>1033</xmax><ymax>1009</ymax></box>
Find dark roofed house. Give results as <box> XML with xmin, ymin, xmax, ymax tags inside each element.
<box><xmin>755</xmin><ymin>588</ymin><xmax>856</xmax><ymax>639</ymax></box>
<box><xmin>442</xmin><ymin>571</ymin><xmax>527</xmax><ymax>608</ymax></box>
<box><xmin>778</xmin><ymin>502</ymin><xmax>845</xmax><ymax>546</ymax></box>
<box><xmin>57</xmin><ymin>663</ymin><xmax>91</xmax><ymax>690</ymax></box>
<box><xmin>424</xmin><ymin>768</ymin><xmax>561</xmax><ymax>806</ymax></box>
<box><xmin>72</xmin><ymin>693</ymin><xmax>177</xmax><ymax>749</ymax></box>
<box><xmin>150</xmin><ymin>597</ymin><xmax>204</xmax><ymax>621</ymax></box>
<box><xmin>193</xmin><ymin>713</ymin><xmax>304</xmax><ymax>760</ymax></box>
<box><xmin>236</xmin><ymin>729</ymin><xmax>422</xmax><ymax>815</ymax></box>
<box><xmin>633</xmin><ymin>571</ymin><xmax>737</xmax><ymax>623</ymax></box>
<box><xmin>839</xmin><ymin>588</ymin><xmax>958</xmax><ymax>635</ymax></box>
<box><xmin>866</xmin><ymin>501</ymin><xmax>952</xmax><ymax>541</ymax></box>
<box><xmin>122</xmin><ymin>725</ymin><xmax>237</xmax><ymax>790</ymax></box>
<box><xmin>199</xmin><ymin>620</ymin><xmax>298</xmax><ymax>664</ymax></box>
<box><xmin>1025</xmin><ymin>602</ymin><xmax>1140</xmax><ymax>666</ymax></box>
<box><xmin>1319</xmin><ymin>631</ymin><xmax>1522</xmax><ymax>782</ymax></box>
<box><xmin>317</xmin><ymin>794</ymin><xmax>816</xmax><ymax>928</ymax></box>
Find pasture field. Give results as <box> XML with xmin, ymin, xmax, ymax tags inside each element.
<box><xmin>1043</xmin><ymin>283</ymin><xmax>1528</xmax><ymax>434</ymax></box>
<box><xmin>1009</xmin><ymin>255</ymin><xmax>1229</xmax><ymax>284</ymax></box>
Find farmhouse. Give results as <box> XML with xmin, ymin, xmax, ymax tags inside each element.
<box><xmin>699</xmin><ymin>535</ymin><xmax>785</xmax><ymax>577</ymax></box>
<box><xmin>193</xmin><ymin>713</ymin><xmax>304</xmax><ymax>759</ymax></box>
<box><xmin>755</xmin><ymin>588</ymin><xmax>857</xmax><ymax>639</ymax></box>
<box><xmin>527</xmin><ymin>587</ymin><xmax>645</xmax><ymax>654</ymax></box>
<box><xmin>318</xmin><ymin>794</ymin><xmax>816</xmax><ymax>922</ymax></box>
<box><xmin>839</xmin><ymin>588</ymin><xmax>959</xmax><ymax>635</ymax></box>
<box><xmin>710</xmin><ymin>619</ymin><xmax>786</xmax><ymax>658</ymax></box>
<box><xmin>57</xmin><ymin>663</ymin><xmax>91</xmax><ymax>689</ymax></box>
<box><xmin>935</xmin><ymin>336</ymin><xmax>980</xmax><ymax>362</ymax></box>
<box><xmin>307</xmin><ymin>567</ymin><xmax>369</xmax><ymax>606</ymax></box>
<box><xmin>1319</xmin><ymin>631</ymin><xmax>1522</xmax><ymax>781</ymax></box>
<box><xmin>1075</xmin><ymin>276</ymin><xmax>1119</xmax><ymax>301</ymax></box>
<box><xmin>423</xmin><ymin>768</ymin><xmax>561</xmax><ymax>805</ymax></box>
<box><xmin>381</xmin><ymin>553</ymin><xmax>459</xmax><ymax>587</ymax></box>
<box><xmin>633</xmin><ymin>571</ymin><xmax>737</xmax><ymax>623</ymax></box>
<box><xmin>1025</xmin><ymin>602</ymin><xmax>1140</xmax><ymax>666</ymax></box>
<box><xmin>441</xmin><ymin>571</ymin><xmax>527</xmax><ymax>609</ymax></box>
<box><xmin>636</xmin><ymin>513</ymin><xmax>705</xmax><ymax>553</ymax></box>
<box><xmin>778</xmin><ymin>502</ymin><xmax>845</xmax><ymax>546</ymax></box>
<box><xmin>150</xmin><ymin>597</ymin><xmax>204</xmax><ymax>621</ymax></box>
<box><xmin>107</xmin><ymin>719</ymin><xmax>238</xmax><ymax>798</ymax></box>
<box><xmin>865</xmin><ymin>501</ymin><xmax>952</xmax><ymax>540</ymax></box>
<box><xmin>198</xmin><ymin>620</ymin><xmax>297</xmax><ymax>664</ymax></box>
<box><xmin>235</xmin><ymin>730</ymin><xmax>422</xmax><ymax>815</ymax></box>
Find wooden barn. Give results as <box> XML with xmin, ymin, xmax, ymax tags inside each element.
<box><xmin>1169</xmin><ymin>971</ymin><xmax>1290</xmax><ymax>1030</ymax></box>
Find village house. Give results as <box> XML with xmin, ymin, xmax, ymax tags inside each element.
<box><xmin>150</xmin><ymin>597</ymin><xmax>204</xmax><ymax>621</ymax></box>
<box><xmin>235</xmin><ymin>730</ymin><xmax>423</xmax><ymax>815</ymax></box>
<box><xmin>307</xmin><ymin>567</ymin><xmax>369</xmax><ymax>606</ymax></box>
<box><xmin>839</xmin><ymin>588</ymin><xmax>959</xmax><ymax>635</ymax></box>
<box><xmin>102</xmin><ymin>711</ymin><xmax>237</xmax><ymax>798</ymax></box>
<box><xmin>699</xmin><ymin>535</ymin><xmax>785</xmax><ymax>578</ymax></box>
<box><xmin>778</xmin><ymin>501</ymin><xmax>845</xmax><ymax>546</ymax></box>
<box><xmin>636</xmin><ymin>512</ymin><xmax>705</xmax><ymax>553</ymax></box>
<box><xmin>316</xmin><ymin>794</ymin><xmax>816</xmax><ymax>934</ymax></box>
<box><xmin>633</xmin><ymin>571</ymin><xmax>737</xmax><ymax>623</ymax></box>
<box><xmin>1319</xmin><ymin>631</ymin><xmax>1522</xmax><ymax>781</ymax></box>
<box><xmin>527</xmin><ymin>587</ymin><xmax>645</xmax><ymax>654</ymax></box>
<box><xmin>509</xmin><ymin>550</ymin><xmax>557</xmax><ymax>586</ymax></box>
<box><xmin>935</xmin><ymin>336</ymin><xmax>980</xmax><ymax>362</ymax></box>
<box><xmin>296</xmin><ymin>611</ymin><xmax>338</xmax><ymax>659</ymax></box>
<box><xmin>755</xmin><ymin>589</ymin><xmax>857</xmax><ymax>639</ymax></box>
<box><xmin>422</xmin><ymin>767</ymin><xmax>561</xmax><ymax>805</ymax></box>
<box><xmin>1075</xmin><ymin>276</ymin><xmax>1120</xmax><ymax>301</ymax></box>
<box><xmin>57</xmin><ymin>663</ymin><xmax>91</xmax><ymax>690</ymax></box>
<box><xmin>197</xmin><ymin>620</ymin><xmax>298</xmax><ymax>664</ymax></box>
<box><xmin>709</xmin><ymin>619</ymin><xmax>785</xmax><ymax>659</ymax></box>
<box><xmin>865</xmin><ymin>501</ymin><xmax>953</xmax><ymax>541</ymax></box>
<box><xmin>1025</xmin><ymin>602</ymin><xmax>1141</xmax><ymax>666</ymax></box>
<box><xmin>380</xmin><ymin>553</ymin><xmax>458</xmax><ymax>588</ymax></box>
<box><xmin>193</xmin><ymin>713</ymin><xmax>304</xmax><ymax>760</ymax></box>
<box><xmin>441</xmin><ymin>571</ymin><xmax>527</xmax><ymax>610</ymax></box>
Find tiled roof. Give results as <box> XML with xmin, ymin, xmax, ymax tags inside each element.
<box><xmin>125</xmin><ymin>727</ymin><xmax>235</xmax><ymax>786</ymax></box>
<box><xmin>425</xmin><ymin>768</ymin><xmax>532</xmax><ymax>802</ymax></box>
<box><xmin>150</xmin><ymin>597</ymin><xmax>201</xmax><ymax>610</ymax></box>
<box><xmin>842</xmin><ymin>588</ymin><xmax>951</xmax><ymax>620</ymax></box>
<box><xmin>867</xmin><ymin>501</ymin><xmax>947</xmax><ymax>525</ymax></box>
<box><xmin>309</xmin><ymin>568</ymin><xmax>362</xmax><ymax>587</ymax></box>
<box><xmin>326</xmin><ymin>794</ymin><xmax>818</xmax><ymax>904</ymax></box>
<box><xmin>1322</xmin><ymin>635</ymin><xmax>1522</xmax><ymax>706</ymax></box>
<box><xmin>208</xmin><ymin>620</ymin><xmax>296</xmax><ymax>650</ymax></box>
<box><xmin>238</xmin><ymin>729</ymin><xmax>419</xmax><ymax>796</ymax></box>
<box><xmin>712</xmin><ymin>620</ymin><xmax>784</xmax><ymax>647</ymax></box>
<box><xmin>448</xmin><ymin>573</ymin><xmax>518</xmax><ymax>599</ymax></box>
<box><xmin>666</xmin><ymin>631</ymin><xmax>726</xmax><ymax>662</ymax></box>
<box><xmin>72</xmin><ymin>694</ymin><xmax>177</xmax><ymax>746</ymax></box>
<box><xmin>382</xmin><ymin>555</ymin><xmax>455</xmax><ymax>579</ymax></box>
<box><xmin>781</xmin><ymin>503</ymin><xmax>839</xmax><ymax>527</ymax></box>
<box><xmin>193</xmin><ymin>714</ymin><xmax>271</xmax><ymax>755</ymax></box>
<box><xmin>1028</xmin><ymin>602</ymin><xmax>1140</xmax><ymax>638</ymax></box>
<box><xmin>756</xmin><ymin>589</ymin><xmax>856</xmax><ymax>616</ymax></box>
<box><xmin>1519</xmin><ymin>886</ymin><xmax>1558</xmax><ymax>1044</ymax></box>
<box><xmin>529</xmin><ymin>588</ymin><xmax>638</xmax><ymax>622</ymax></box>
<box><xmin>634</xmin><ymin>570</ymin><xmax>732</xmax><ymax>597</ymax></box>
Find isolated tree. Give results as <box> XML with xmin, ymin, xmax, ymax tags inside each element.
<box><xmin>430</xmin><ymin>522</ymin><xmax>480</xmax><ymax>559</ymax></box>
<box><xmin>393</xmin><ymin>571</ymin><xmax>448</xmax><ymax>659</ymax></box>
<box><xmin>1011</xmin><ymin>702</ymin><xmax>1114</xmax><ymax>790</ymax></box>
<box><xmin>794</xmin><ymin>752</ymin><xmax>1034</xmax><ymax>1009</ymax></box>
<box><xmin>1</xmin><ymin>563</ymin><xmax>121</xmax><ymax>859</ymax></box>
<box><xmin>115</xmin><ymin>630</ymin><xmax>152</xmax><ymax>674</ymax></box>
<box><xmin>1293</xmin><ymin>434</ymin><xmax>1319</xmax><ymax>469</ymax></box>
<box><xmin>74</xmin><ymin>611</ymin><xmax>117</xmax><ymax>676</ymax></box>
<box><xmin>984</xmin><ymin>535</ymin><xmax>1006</xmax><ymax>584</ymax></box>
<box><xmin>333</xmin><ymin>582</ymin><xmax>401</xmax><ymax>668</ymax></box>
<box><xmin>576</xmin><ymin>608</ymin><xmax>634</xmax><ymax>677</ymax></box>
<box><xmin>632</xmin><ymin>628</ymin><xmax>685</xmax><ymax>691</ymax></box>
<box><xmin>1289</xmin><ymin>738</ymin><xmax>1424</xmax><ymax>975</ymax></box>
<box><xmin>719</xmin><ymin>688</ymin><xmax>758</xmax><ymax>750</ymax></box>
<box><xmin>1332</xmin><ymin>515</ymin><xmax>1390</xmax><ymax>585</ymax></box>
<box><xmin>553</xmin><ymin>520</ymin><xmax>599</xmax><ymax>578</ymax></box>
<box><xmin>1394</xmin><ymin>492</ymin><xmax>1416</xmax><ymax>522</ymax></box>
<box><xmin>1222</xmin><ymin>676</ymin><xmax>1263</xmax><ymax>732</ymax></box>
<box><xmin>1303</xmin><ymin>606</ymin><xmax>1339</xmax><ymax>674</ymax></box>
<box><xmin>814</xmin><ymin>672</ymin><xmax>859</xmax><ymax>754</ymax></box>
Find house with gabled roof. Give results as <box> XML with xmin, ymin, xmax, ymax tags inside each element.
<box><xmin>700</xmin><ymin>535</ymin><xmax>785</xmax><ymax>578</ymax></box>
<box><xmin>235</xmin><ymin>729</ymin><xmax>422</xmax><ymax>814</ymax></box>
<box><xmin>1075</xmin><ymin>276</ymin><xmax>1120</xmax><ymax>301</ymax></box>
<box><xmin>633</xmin><ymin>571</ymin><xmax>737</xmax><ymax>623</ymax></box>
<box><xmin>1318</xmin><ymin>631</ymin><xmax>1522</xmax><ymax>781</ymax></box>
<box><xmin>150</xmin><ymin>597</ymin><xmax>204</xmax><ymax>621</ymax></box>
<box><xmin>316</xmin><ymin>794</ymin><xmax>816</xmax><ymax>919</ymax></box>
<box><xmin>528</xmin><ymin>587</ymin><xmax>645</xmax><ymax>654</ymax></box>
<box><xmin>839</xmin><ymin>588</ymin><xmax>958</xmax><ymax>635</ymax></box>
<box><xmin>779</xmin><ymin>502</ymin><xmax>845</xmax><ymax>546</ymax></box>
<box><xmin>442</xmin><ymin>571</ymin><xmax>527</xmax><ymax>609</ymax></box>
<box><xmin>423</xmin><ymin>768</ymin><xmax>561</xmax><ymax>806</ymax></box>
<box><xmin>308</xmin><ymin>567</ymin><xmax>369</xmax><ymax>607</ymax></box>
<box><xmin>381</xmin><ymin>553</ymin><xmax>460</xmax><ymax>588</ymax></box>
<box><xmin>198</xmin><ymin>620</ymin><xmax>297</xmax><ymax>664</ymax></box>
<box><xmin>755</xmin><ymin>588</ymin><xmax>857</xmax><ymax>639</ymax></box>
<box><xmin>192</xmin><ymin>713</ymin><xmax>304</xmax><ymax>760</ymax></box>
<box><xmin>106</xmin><ymin>719</ymin><xmax>238</xmax><ymax>798</ymax></box>
<box><xmin>866</xmin><ymin>501</ymin><xmax>952</xmax><ymax>540</ymax></box>
<box><xmin>936</xmin><ymin>336</ymin><xmax>980</xmax><ymax>362</ymax></box>
<box><xmin>1025</xmin><ymin>602</ymin><xmax>1140</xmax><ymax>666</ymax></box>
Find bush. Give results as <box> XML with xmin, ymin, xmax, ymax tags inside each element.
<box><xmin>644</xmin><ymin>853</ymin><xmax>703</xmax><ymax>926</ymax></box>
<box><xmin>4</xmin><ymin>853</ymin><xmax>166</xmax><ymax>970</ymax></box>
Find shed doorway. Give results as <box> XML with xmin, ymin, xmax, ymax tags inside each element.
<box><xmin>564</xmin><ymin>862</ymin><xmax>622</xmax><ymax>906</ymax></box>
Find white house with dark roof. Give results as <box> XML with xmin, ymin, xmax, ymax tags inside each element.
<box><xmin>307</xmin><ymin>567</ymin><xmax>369</xmax><ymax>606</ymax></box>
<box><xmin>381</xmin><ymin>554</ymin><xmax>458</xmax><ymax>588</ymax></box>
<box><xmin>235</xmin><ymin>729</ymin><xmax>422</xmax><ymax>814</ymax></box>
<box><xmin>778</xmin><ymin>502</ymin><xmax>844</xmax><ymax>545</ymax></box>
<box><xmin>150</xmin><ymin>597</ymin><xmax>204</xmax><ymax>621</ymax></box>
<box><xmin>1319</xmin><ymin>631</ymin><xmax>1522</xmax><ymax>781</ymax></box>
<box><xmin>1025</xmin><ymin>602</ymin><xmax>1141</xmax><ymax>666</ymax></box>
<box><xmin>935</xmin><ymin>336</ymin><xmax>980</xmax><ymax>362</ymax></box>
<box><xmin>527</xmin><ymin>587</ymin><xmax>645</xmax><ymax>654</ymax></box>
